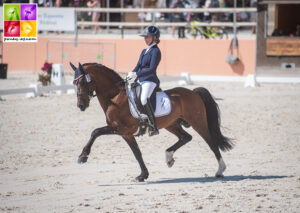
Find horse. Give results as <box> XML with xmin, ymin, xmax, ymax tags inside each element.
<box><xmin>70</xmin><ymin>62</ymin><xmax>233</xmax><ymax>182</ymax></box>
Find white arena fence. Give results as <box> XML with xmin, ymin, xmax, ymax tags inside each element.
<box><xmin>1</xmin><ymin>73</ymin><xmax>300</xmax><ymax>98</ymax></box>
<box><xmin>0</xmin><ymin>84</ymin><xmax>76</xmax><ymax>98</ymax></box>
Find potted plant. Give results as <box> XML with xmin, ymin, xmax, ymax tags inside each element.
<box><xmin>38</xmin><ymin>62</ymin><xmax>52</xmax><ymax>86</ymax></box>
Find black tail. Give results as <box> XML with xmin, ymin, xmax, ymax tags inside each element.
<box><xmin>193</xmin><ymin>87</ymin><xmax>234</xmax><ymax>152</ymax></box>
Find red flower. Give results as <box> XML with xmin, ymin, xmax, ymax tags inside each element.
<box><xmin>41</xmin><ymin>62</ymin><xmax>52</xmax><ymax>72</ymax></box>
<box><xmin>38</xmin><ymin>62</ymin><xmax>53</xmax><ymax>86</ymax></box>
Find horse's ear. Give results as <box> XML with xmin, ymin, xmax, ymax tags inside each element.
<box><xmin>78</xmin><ymin>63</ymin><xmax>86</xmax><ymax>74</ymax></box>
<box><xmin>69</xmin><ymin>62</ymin><xmax>76</xmax><ymax>71</ymax></box>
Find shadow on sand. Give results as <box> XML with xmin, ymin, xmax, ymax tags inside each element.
<box><xmin>148</xmin><ymin>175</ymin><xmax>288</xmax><ymax>185</ymax></box>
<box><xmin>99</xmin><ymin>175</ymin><xmax>288</xmax><ymax>187</ymax></box>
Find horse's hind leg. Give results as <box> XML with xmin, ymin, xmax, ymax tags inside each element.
<box><xmin>122</xmin><ymin>135</ymin><xmax>149</xmax><ymax>182</ymax></box>
<box><xmin>190</xmin><ymin>121</ymin><xmax>226</xmax><ymax>177</ymax></box>
<box><xmin>165</xmin><ymin>123</ymin><xmax>192</xmax><ymax>168</ymax></box>
<box><xmin>78</xmin><ymin>126</ymin><xmax>116</xmax><ymax>163</ymax></box>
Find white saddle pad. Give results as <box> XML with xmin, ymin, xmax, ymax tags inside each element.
<box><xmin>127</xmin><ymin>86</ymin><xmax>172</xmax><ymax>119</ymax></box>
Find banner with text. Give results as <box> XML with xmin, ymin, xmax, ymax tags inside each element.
<box><xmin>38</xmin><ymin>8</ymin><xmax>75</xmax><ymax>31</ymax></box>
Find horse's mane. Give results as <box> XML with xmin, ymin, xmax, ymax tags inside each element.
<box><xmin>83</xmin><ymin>63</ymin><xmax>123</xmax><ymax>83</ymax></box>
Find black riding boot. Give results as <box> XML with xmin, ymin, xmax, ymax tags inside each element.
<box><xmin>144</xmin><ymin>99</ymin><xmax>159</xmax><ymax>136</ymax></box>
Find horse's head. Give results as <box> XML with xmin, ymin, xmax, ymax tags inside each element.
<box><xmin>70</xmin><ymin>62</ymin><xmax>95</xmax><ymax>111</ymax></box>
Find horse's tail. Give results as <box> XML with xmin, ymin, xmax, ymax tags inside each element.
<box><xmin>193</xmin><ymin>87</ymin><xmax>234</xmax><ymax>152</ymax></box>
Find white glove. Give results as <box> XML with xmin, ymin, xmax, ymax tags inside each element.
<box><xmin>126</xmin><ymin>71</ymin><xmax>137</xmax><ymax>80</ymax></box>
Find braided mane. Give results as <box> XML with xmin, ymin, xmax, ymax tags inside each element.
<box><xmin>83</xmin><ymin>63</ymin><xmax>123</xmax><ymax>83</ymax></box>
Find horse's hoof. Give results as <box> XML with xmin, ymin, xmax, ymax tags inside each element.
<box><xmin>135</xmin><ymin>171</ymin><xmax>149</xmax><ymax>182</ymax></box>
<box><xmin>166</xmin><ymin>151</ymin><xmax>175</xmax><ymax>168</ymax></box>
<box><xmin>215</xmin><ymin>174</ymin><xmax>224</xmax><ymax>178</ymax></box>
<box><xmin>135</xmin><ymin>176</ymin><xmax>145</xmax><ymax>182</ymax></box>
<box><xmin>167</xmin><ymin>159</ymin><xmax>175</xmax><ymax>168</ymax></box>
<box><xmin>78</xmin><ymin>156</ymin><xmax>88</xmax><ymax>164</ymax></box>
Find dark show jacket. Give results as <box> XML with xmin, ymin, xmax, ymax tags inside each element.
<box><xmin>132</xmin><ymin>44</ymin><xmax>161</xmax><ymax>86</ymax></box>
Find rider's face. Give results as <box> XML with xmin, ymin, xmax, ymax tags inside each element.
<box><xmin>144</xmin><ymin>36</ymin><xmax>152</xmax><ymax>45</ymax></box>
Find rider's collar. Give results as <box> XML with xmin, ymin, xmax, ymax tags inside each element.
<box><xmin>145</xmin><ymin>43</ymin><xmax>156</xmax><ymax>54</ymax></box>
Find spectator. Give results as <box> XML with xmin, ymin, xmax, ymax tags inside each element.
<box><xmin>211</xmin><ymin>0</ymin><xmax>220</xmax><ymax>22</ymax></box>
<box><xmin>167</xmin><ymin>0</ymin><xmax>177</xmax><ymax>37</ymax></box>
<box><xmin>202</xmin><ymin>0</ymin><xmax>211</xmax><ymax>22</ymax></box>
<box><xmin>223</xmin><ymin>0</ymin><xmax>232</xmax><ymax>21</ymax></box>
<box><xmin>182</xmin><ymin>0</ymin><xmax>192</xmax><ymax>22</ymax></box>
<box><xmin>37</xmin><ymin>0</ymin><xmax>45</xmax><ymax>7</ymax></box>
<box><xmin>219</xmin><ymin>0</ymin><xmax>225</xmax><ymax>7</ymax></box>
<box><xmin>42</xmin><ymin>0</ymin><xmax>55</xmax><ymax>7</ymax></box>
<box><xmin>87</xmin><ymin>0</ymin><xmax>101</xmax><ymax>34</ymax></box>
<box><xmin>173</xmin><ymin>0</ymin><xmax>186</xmax><ymax>39</ymax></box>
<box><xmin>250</xmin><ymin>0</ymin><xmax>257</xmax><ymax>34</ymax></box>
<box><xmin>202</xmin><ymin>0</ymin><xmax>220</xmax><ymax>22</ymax></box>
<box><xmin>156</xmin><ymin>0</ymin><xmax>167</xmax><ymax>20</ymax></box>
<box><xmin>197</xmin><ymin>0</ymin><xmax>206</xmax><ymax>21</ymax></box>
<box><xmin>55</xmin><ymin>0</ymin><xmax>69</xmax><ymax>7</ymax></box>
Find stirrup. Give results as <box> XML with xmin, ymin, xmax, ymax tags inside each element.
<box><xmin>148</xmin><ymin>126</ymin><xmax>159</xmax><ymax>136</ymax></box>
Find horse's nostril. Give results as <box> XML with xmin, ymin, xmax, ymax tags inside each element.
<box><xmin>78</xmin><ymin>104</ymin><xmax>85</xmax><ymax>111</ymax></box>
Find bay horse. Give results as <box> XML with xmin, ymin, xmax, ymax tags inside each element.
<box><xmin>70</xmin><ymin>62</ymin><xmax>233</xmax><ymax>182</ymax></box>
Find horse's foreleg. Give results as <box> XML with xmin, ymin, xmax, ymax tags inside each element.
<box><xmin>122</xmin><ymin>135</ymin><xmax>149</xmax><ymax>182</ymax></box>
<box><xmin>78</xmin><ymin>126</ymin><xmax>116</xmax><ymax>164</ymax></box>
<box><xmin>165</xmin><ymin>124</ymin><xmax>192</xmax><ymax>168</ymax></box>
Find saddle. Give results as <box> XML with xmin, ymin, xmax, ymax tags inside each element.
<box><xmin>129</xmin><ymin>82</ymin><xmax>169</xmax><ymax>137</ymax></box>
<box><xmin>131</xmin><ymin>82</ymin><xmax>162</xmax><ymax>115</ymax></box>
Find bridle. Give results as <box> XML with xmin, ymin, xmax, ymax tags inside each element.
<box><xmin>74</xmin><ymin>73</ymin><xmax>126</xmax><ymax>99</ymax></box>
<box><xmin>74</xmin><ymin>74</ymin><xmax>96</xmax><ymax>99</ymax></box>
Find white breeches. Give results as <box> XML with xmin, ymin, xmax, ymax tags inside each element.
<box><xmin>139</xmin><ymin>81</ymin><xmax>157</xmax><ymax>105</ymax></box>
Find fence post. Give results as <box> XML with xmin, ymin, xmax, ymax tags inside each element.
<box><xmin>141</xmin><ymin>0</ymin><xmax>145</xmax><ymax>33</ymax></box>
<box><xmin>121</xmin><ymin>0</ymin><xmax>124</xmax><ymax>39</ymax></box>
<box><xmin>28</xmin><ymin>83</ymin><xmax>42</xmax><ymax>97</ymax></box>
<box><xmin>61</xmin><ymin>42</ymin><xmax>64</xmax><ymax>64</ymax></box>
<box><xmin>106</xmin><ymin>0</ymin><xmax>110</xmax><ymax>33</ymax></box>
<box><xmin>233</xmin><ymin>0</ymin><xmax>238</xmax><ymax>48</ymax></box>
<box><xmin>74</xmin><ymin>10</ymin><xmax>78</xmax><ymax>47</ymax></box>
<box><xmin>152</xmin><ymin>12</ymin><xmax>155</xmax><ymax>25</ymax></box>
<box><xmin>46</xmin><ymin>40</ymin><xmax>49</xmax><ymax>62</ymax></box>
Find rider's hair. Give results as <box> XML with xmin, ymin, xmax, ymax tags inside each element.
<box><xmin>154</xmin><ymin>36</ymin><xmax>160</xmax><ymax>44</ymax></box>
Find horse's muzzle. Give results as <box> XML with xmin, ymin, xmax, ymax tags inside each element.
<box><xmin>78</xmin><ymin>103</ymin><xmax>86</xmax><ymax>111</ymax></box>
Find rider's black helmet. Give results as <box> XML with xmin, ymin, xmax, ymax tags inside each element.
<box><xmin>140</xmin><ymin>25</ymin><xmax>160</xmax><ymax>38</ymax></box>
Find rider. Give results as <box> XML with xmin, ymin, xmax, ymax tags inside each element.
<box><xmin>127</xmin><ymin>25</ymin><xmax>161</xmax><ymax>136</ymax></box>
